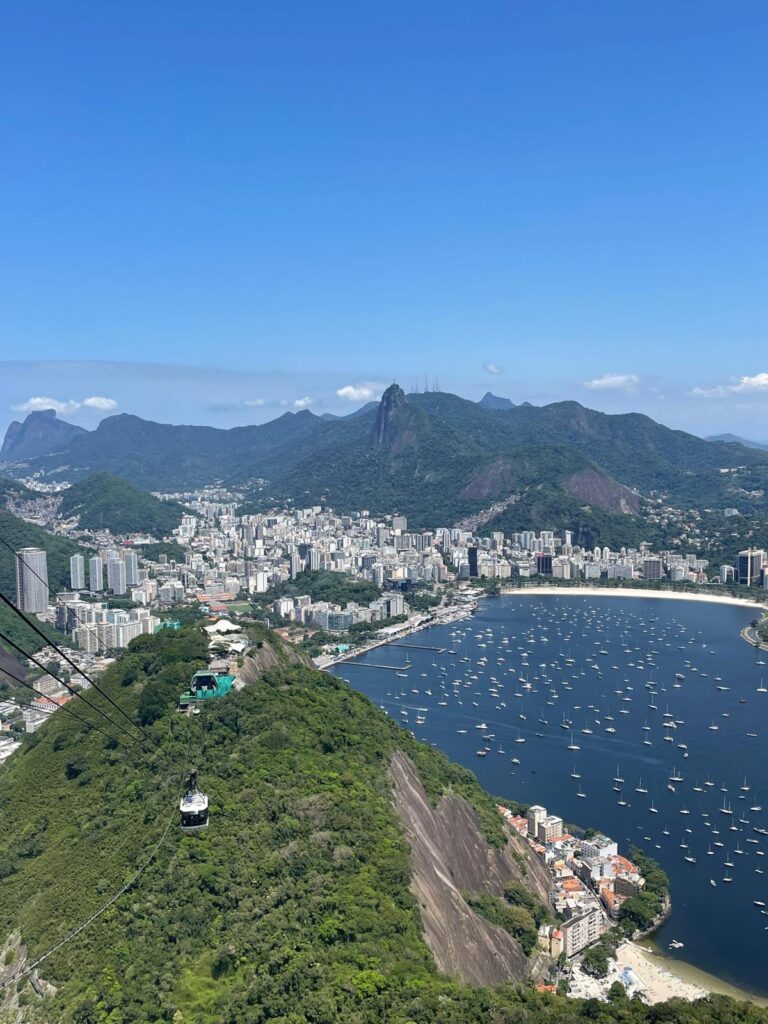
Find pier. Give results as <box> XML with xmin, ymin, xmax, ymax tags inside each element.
<box><xmin>390</xmin><ymin>643</ymin><xmax>447</xmax><ymax>653</ymax></box>
<box><xmin>346</xmin><ymin>662</ymin><xmax>411</xmax><ymax>672</ymax></box>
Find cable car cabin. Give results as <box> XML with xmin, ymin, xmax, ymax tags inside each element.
<box><xmin>178</xmin><ymin>671</ymin><xmax>235</xmax><ymax>710</ymax></box>
<box><xmin>179</xmin><ymin>770</ymin><xmax>209</xmax><ymax>833</ymax></box>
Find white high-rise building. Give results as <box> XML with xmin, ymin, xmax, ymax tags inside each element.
<box><xmin>70</xmin><ymin>553</ymin><xmax>85</xmax><ymax>590</ymax></box>
<box><xmin>89</xmin><ymin>556</ymin><xmax>104</xmax><ymax>592</ymax></box>
<box><xmin>124</xmin><ymin>550</ymin><xmax>139</xmax><ymax>586</ymax></box>
<box><xmin>15</xmin><ymin>548</ymin><xmax>49</xmax><ymax>614</ymax></box>
<box><xmin>107</xmin><ymin>558</ymin><xmax>127</xmax><ymax>595</ymax></box>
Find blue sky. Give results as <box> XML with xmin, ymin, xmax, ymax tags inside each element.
<box><xmin>2</xmin><ymin>1</ymin><xmax>768</xmax><ymax>438</ymax></box>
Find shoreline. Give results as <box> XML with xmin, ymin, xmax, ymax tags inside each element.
<box><xmin>326</xmin><ymin>586</ymin><xmax>768</xmax><ymax>1004</ymax></box>
<box><xmin>627</xmin><ymin>939</ymin><xmax>768</xmax><ymax>1007</ymax></box>
<box><xmin>498</xmin><ymin>583</ymin><xmax>767</xmax><ymax>610</ymax></box>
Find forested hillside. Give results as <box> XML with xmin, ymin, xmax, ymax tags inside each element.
<box><xmin>9</xmin><ymin>389</ymin><xmax>768</xmax><ymax>532</ymax></box>
<box><xmin>57</xmin><ymin>473</ymin><xmax>187</xmax><ymax>536</ymax></box>
<box><xmin>0</xmin><ymin>627</ymin><xmax>766</xmax><ymax>1023</ymax></box>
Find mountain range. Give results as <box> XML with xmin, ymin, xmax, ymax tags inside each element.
<box><xmin>707</xmin><ymin>433</ymin><xmax>768</xmax><ymax>453</ymax></box>
<box><xmin>3</xmin><ymin>388</ymin><xmax>768</xmax><ymax>540</ymax></box>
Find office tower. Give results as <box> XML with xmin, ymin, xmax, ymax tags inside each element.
<box><xmin>107</xmin><ymin>557</ymin><xmax>127</xmax><ymax>595</ymax></box>
<box><xmin>468</xmin><ymin>546</ymin><xmax>479</xmax><ymax>577</ymax></box>
<box><xmin>89</xmin><ymin>556</ymin><xmax>104</xmax><ymax>592</ymax></box>
<box><xmin>70</xmin><ymin>553</ymin><xmax>85</xmax><ymax>590</ymax></box>
<box><xmin>15</xmin><ymin>547</ymin><xmax>49</xmax><ymax>613</ymax></box>
<box><xmin>642</xmin><ymin>558</ymin><xmax>663</xmax><ymax>581</ymax></box>
<box><xmin>124</xmin><ymin>550</ymin><xmax>139</xmax><ymax>586</ymax></box>
<box><xmin>535</xmin><ymin>553</ymin><xmax>553</xmax><ymax>576</ymax></box>
<box><xmin>738</xmin><ymin>548</ymin><xmax>765</xmax><ymax>586</ymax></box>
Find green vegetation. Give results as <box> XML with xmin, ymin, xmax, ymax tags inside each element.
<box><xmin>483</xmin><ymin>483</ymin><xmax>664</xmax><ymax>552</ymax></box>
<box><xmin>462</xmin><ymin>892</ymin><xmax>541</xmax><ymax>956</ymax></box>
<box><xmin>618</xmin><ymin>848</ymin><xmax>670</xmax><ymax>935</ymax></box>
<box><xmin>254</xmin><ymin>569</ymin><xmax>381</xmax><ymax>611</ymax></box>
<box><xmin>0</xmin><ymin>632</ymin><xmax>764</xmax><ymax>1023</ymax></box>
<box><xmin>25</xmin><ymin>390</ymin><xmax>768</xmax><ymax>534</ymax></box>
<box><xmin>463</xmin><ymin>880</ymin><xmax>554</xmax><ymax>958</ymax></box>
<box><xmin>57</xmin><ymin>473</ymin><xmax>187</xmax><ymax>536</ymax></box>
<box><xmin>136</xmin><ymin>541</ymin><xmax>187</xmax><ymax>563</ymax></box>
<box><xmin>297</xmin><ymin>614</ymin><xmax>408</xmax><ymax>657</ymax></box>
<box><xmin>403</xmin><ymin>588</ymin><xmax>443</xmax><ymax>613</ymax></box>
<box><xmin>580</xmin><ymin>930</ymin><xmax>620</xmax><ymax>978</ymax></box>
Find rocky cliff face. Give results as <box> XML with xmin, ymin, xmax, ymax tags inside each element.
<box><xmin>389</xmin><ymin>751</ymin><xmax>551</xmax><ymax>987</ymax></box>
<box><xmin>235</xmin><ymin>637</ymin><xmax>311</xmax><ymax>685</ymax></box>
<box><xmin>0</xmin><ymin>410</ymin><xmax>86</xmax><ymax>461</ymax></box>
<box><xmin>373</xmin><ymin>383</ymin><xmax>406</xmax><ymax>447</ymax></box>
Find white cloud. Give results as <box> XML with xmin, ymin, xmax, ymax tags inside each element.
<box><xmin>11</xmin><ymin>396</ymin><xmax>81</xmax><ymax>415</ymax></box>
<box><xmin>691</xmin><ymin>372</ymin><xmax>768</xmax><ymax>398</ymax></box>
<box><xmin>11</xmin><ymin>394</ymin><xmax>119</xmax><ymax>415</ymax></box>
<box><xmin>583</xmin><ymin>373</ymin><xmax>640</xmax><ymax>391</ymax></box>
<box><xmin>336</xmin><ymin>384</ymin><xmax>380</xmax><ymax>402</ymax></box>
<box><xmin>483</xmin><ymin>363</ymin><xmax>504</xmax><ymax>376</ymax></box>
<box><xmin>729</xmin><ymin>372</ymin><xmax>768</xmax><ymax>393</ymax></box>
<box><xmin>82</xmin><ymin>396</ymin><xmax>118</xmax><ymax>411</ymax></box>
<box><xmin>293</xmin><ymin>396</ymin><xmax>312</xmax><ymax>409</ymax></box>
<box><xmin>690</xmin><ymin>386</ymin><xmax>727</xmax><ymax>399</ymax></box>
<box><xmin>243</xmin><ymin>399</ymin><xmax>265</xmax><ymax>408</ymax></box>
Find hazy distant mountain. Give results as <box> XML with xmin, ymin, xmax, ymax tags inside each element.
<box><xmin>319</xmin><ymin>401</ymin><xmax>379</xmax><ymax>421</ymax></box>
<box><xmin>6</xmin><ymin>387</ymin><xmax>768</xmax><ymax>539</ymax></box>
<box><xmin>0</xmin><ymin>409</ymin><xmax>86</xmax><ymax>461</ymax></box>
<box><xmin>707</xmin><ymin>433</ymin><xmax>768</xmax><ymax>452</ymax></box>
<box><xmin>478</xmin><ymin>392</ymin><xmax>515</xmax><ymax>411</ymax></box>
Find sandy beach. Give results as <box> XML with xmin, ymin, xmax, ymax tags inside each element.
<box><xmin>615</xmin><ymin>941</ymin><xmax>707</xmax><ymax>1003</ymax></box>
<box><xmin>615</xmin><ymin>941</ymin><xmax>768</xmax><ymax>1006</ymax></box>
<box><xmin>500</xmin><ymin>584</ymin><xmax>766</xmax><ymax>611</ymax></box>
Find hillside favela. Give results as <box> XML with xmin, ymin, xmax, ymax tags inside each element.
<box><xmin>3</xmin><ymin>5</ymin><xmax>768</xmax><ymax>1024</ymax></box>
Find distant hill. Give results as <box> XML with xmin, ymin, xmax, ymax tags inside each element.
<box><xmin>0</xmin><ymin>476</ymin><xmax>32</xmax><ymax>502</ymax></box>
<box><xmin>8</xmin><ymin>387</ymin><xmax>768</xmax><ymax>538</ymax></box>
<box><xmin>0</xmin><ymin>409</ymin><xmax>86</xmax><ymax>461</ymax></box>
<box><xmin>478</xmin><ymin>392</ymin><xmax>515</xmax><ymax>411</ymax></box>
<box><xmin>708</xmin><ymin>433</ymin><xmax>768</xmax><ymax>453</ymax></box>
<box><xmin>16</xmin><ymin>410</ymin><xmax>321</xmax><ymax>489</ymax></box>
<box><xmin>57</xmin><ymin>473</ymin><xmax>188</xmax><ymax>536</ymax></box>
<box><xmin>320</xmin><ymin>401</ymin><xmax>380</xmax><ymax>421</ymax></box>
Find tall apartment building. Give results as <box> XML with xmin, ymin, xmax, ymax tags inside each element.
<box><xmin>124</xmin><ymin>550</ymin><xmax>139</xmax><ymax>586</ymax></box>
<box><xmin>89</xmin><ymin>556</ymin><xmax>104</xmax><ymax>592</ymax></box>
<box><xmin>15</xmin><ymin>547</ymin><xmax>49</xmax><ymax>613</ymax></box>
<box><xmin>70</xmin><ymin>553</ymin><xmax>85</xmax><ymax>590</ymax></box>
<box><xmin>538</xmin><ymin>814</ymin><xmax>564</xmax><ymax>843</ymax></box>
<box><xmin>107</xmin><ymin>557</ymin><xmax>127</xmax><ymax>595</ymax></box>
<box><xmin>561</xmin><ymin>906</ymin><xmax>602</xmax><ymax>956</ymax></box>
<box><xmin>526</xmin><ymin>805</ymin><xmax>547</xmax><ymax>838</ymax></box>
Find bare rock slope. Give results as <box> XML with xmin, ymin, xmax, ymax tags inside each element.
<box><xmin>390</xmin><ymin>750</ymin><xmax>551</xmax><ymax>986</ymax></box>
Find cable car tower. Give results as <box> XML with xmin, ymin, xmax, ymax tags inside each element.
<box><xmin>179</xmin><ymin>770</ymin><xmax>209</xmax><ymax>833</ymax></box>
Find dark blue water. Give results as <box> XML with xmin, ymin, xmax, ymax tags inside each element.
<box><xmin>331</xmin><ymin>594</ymin><xmax>768</xmax><ymax>997</ymax></box>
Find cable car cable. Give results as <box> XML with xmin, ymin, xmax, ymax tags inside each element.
<box><xmin>0</xmin><ymin>789</ymin><xmax>180</xmax><ymax>993</ymax></box>
<box><xmin>0</xmin><ymin>628</ymin><xmax>144</xmax><ymax>746</ymax></box>
<box><xmin>0</xmin><ymin>661</ymin><xmax>132</xmax><ymax>747</ymax></box>
<box><xmin>0</xmin><ymin>592</ymin><xmax>159</xmax><ymax>748</ymax></box>
<box><xmin>0</xmin><ymin>533</ymin><xmax>149</xmax><ymax>667</ymax></box>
